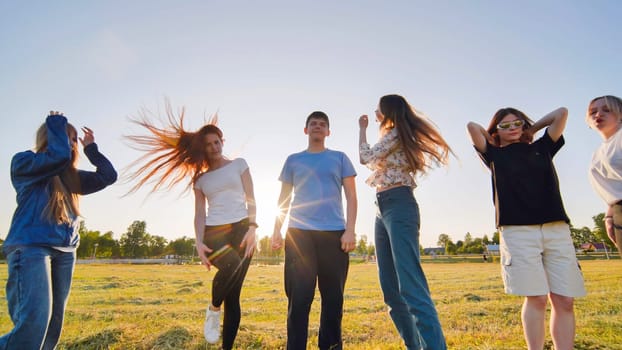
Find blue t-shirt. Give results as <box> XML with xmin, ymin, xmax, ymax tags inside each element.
<box><xmin>279</xmin><ymin>149</ymin><xmax>356</xmax><ymax>230</ymax></box>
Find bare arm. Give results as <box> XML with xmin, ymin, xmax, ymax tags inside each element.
<box><xmin>359</xmin><ymin>115</ymin><xmax>369</xmax><ymax>164</ymax></box>
<box><xmin>466</xmin><ymin>122</ymin><xmax>493</xmax><ymax>153</ymax></box>
<box><xmin>341</xmin><ymin>176</ymin><xmax>357</xmax><ymax>252</ymax></box>
<box><xmin>194</xmin><ymin>188</ymin><xmax>213</xmax><ymax>270</ymax></box>
<box><xmin>240</xmin><ymin>168</ymin><xmax>257</xmax><ymax>258</ymax></box>
<box><xmin>605</xmin><ymin>206</ymin><xmax>617</xmax><ymax>244</ymax></box>
<box><xmin>271</xmin><ymin>182</ymin><xmax>293</xmax><ymax>250</ymax></box>
<box><xmin>527</xmin><ymin>107</ymin><xmax>568</xmax><ymax>142</ymax></box>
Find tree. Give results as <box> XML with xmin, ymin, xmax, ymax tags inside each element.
<box><xmin>437</xmin><ymin>233</ymin><xmax>452</xmax><ymax>252</ymax></box>
<box><xmin>366</xmin><ymin>244</ymin><xmax>375</xmax><ymax>257</ymax></box>
<box><xmin>570</xmin><ymin>225</ymin><xmax>596</xmax><ymax>248</ymax></box>
<box><xmin>464</xmin><ymin>232</ymin><xmax>473</xmax><ymax>246</ymax></box>
<box><xmin>492</xmin><ymin>231</ymin><xmax>500</xmax><ymax>245</ymax></box>
<box><xmin>119</xmin><ymin>220</ymin><xmax>150</xmax><ymax>258</ymax></box>
<box><xmin>168</xmin><ymin>236</ymin><xmax>195</xmax><ymax>258</ymax></box>
<box><xmin>355</xmin><ymin>235</ymin><xmax>368</xmax><ymax>256</ymax></box>
<box><xmin>257</xmin><ymin>236</ymin><xmax>283</xmax><ymax>258</ymax></box>
<box><xmin>149</xmin><ymin>235</ymin><xmax>168</xmax><ymax>257</ymax></box>
<box><xmin>482</xmin><ymin>234</ymin><xmax>490</xmax><ymax>245</ymax></box>
<box><xmin>97</xmin><ymin>231</ymin><xmax>119</xmax><ymax>258</ymax></box>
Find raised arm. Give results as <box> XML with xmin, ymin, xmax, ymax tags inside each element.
<box><xmin>341</xmin><ymin>176</ymin><xmax>357</xmax><ymax>253</ymax></box>
<box><xmin>527</xmin><ymin>107</ymin><xmax>568</xmax><ymax>142</ymax></box>
<box><xmin>11</xmin><ymin>114</ymin><xmax>71</xmax><ymax>187</ymax></box>
<box><xmin>271</xmin><ymin>181</ymin><xmax>293</xmax><ymax>250</ymax></box>
<box><xmin>194</xmin><ymin>188</ymin><xmax>213</xmax><ymax>270</ymax></box>
<box><xmin>466</xmin><ymin>121</ymin><xmax>493</xmax><ymax>153</ymax></box>
<box><xmin>240</xmin><ymin>168</ymin><xmax>257</xmax><ymax>258</ymax></box>
<box><xmin>359</xmin><ymin>115</ymin><xmax>369</xmax><ymax>164</ymax></box>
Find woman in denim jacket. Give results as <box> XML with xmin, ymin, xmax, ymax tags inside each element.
<box><xmin>0</xmin><ymin>111</ymin><xmax>117</xmax><ymax>349</ymax></box>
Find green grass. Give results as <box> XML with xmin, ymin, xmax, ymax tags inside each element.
<box><xmin>0</xmin><ymin>260</ymin><xmax>620</xmax><ymax>349</ymax></box>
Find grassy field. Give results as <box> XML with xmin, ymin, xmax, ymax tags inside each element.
<box><xmin>0</xmin><ymin>260</ymin><xmax>620</xmax><ymax>349</ymax></box>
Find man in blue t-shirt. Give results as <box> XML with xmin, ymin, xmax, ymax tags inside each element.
<box><xmin>272</xmin><ymin>111</ymin><xmax>357</xmax><ymax>350</ymax></box>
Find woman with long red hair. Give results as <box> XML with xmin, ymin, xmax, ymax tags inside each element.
<box><xmin>126</xmin><ymin>101</ymin><xmax>257</xmax><ymax>349</ymax></box>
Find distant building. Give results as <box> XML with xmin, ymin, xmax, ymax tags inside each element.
<box><xmin>486</xmin><ymin>244</ymin><xmax>500</xmax><ymax>256</ymax></box>
<box><xmin>423</xmin><ymin>247</ymin><xmax>445</xmax><ymax>256</ymax></box>
<box><xmin>580</xmin><ymin>242</ymin><xmax>608</xmax><ymax>253</ymax></box>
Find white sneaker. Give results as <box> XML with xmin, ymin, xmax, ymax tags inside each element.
<box><xmin>203</xmin><ymin>307</ymin><xmax>221</xmax><ymax>344</ymax></box>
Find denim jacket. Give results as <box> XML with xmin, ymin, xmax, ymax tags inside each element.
<box><xmin>3</xmin><ymin>114</ymin><xmax>117</xmax><ymax>254</ymax></box>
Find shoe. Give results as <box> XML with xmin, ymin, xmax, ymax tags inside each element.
<box><xmin>203</xmin><ymin>307</ymin><xmax>221</xmax><ymax>344</ymax></box>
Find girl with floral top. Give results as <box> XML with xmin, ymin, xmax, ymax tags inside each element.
<box><xmin>358</xmin><ymin>94</ymin><xmax>451</xmax><ymax>350</ymax></box>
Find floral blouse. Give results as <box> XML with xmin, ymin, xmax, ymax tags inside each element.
<box><xmin>359</xmin><ymin>128</ymin><xmax>417</xmax><ymax>189</ymax></box>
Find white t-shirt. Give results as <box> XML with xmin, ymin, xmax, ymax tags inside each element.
<box><xmin>194</xmin><ymin>158</ymin><xmax>249</xmax><ymax>225</ymax></box>
<box><xmin>589</xmin><ymin>128</ymin><xmax>622</xmax><ymax>205</ymax></box>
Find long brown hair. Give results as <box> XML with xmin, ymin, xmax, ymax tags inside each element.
<box><xmin>36</xmin><ymin>123</ymin><xmax>81</xmax><ymax>224</ymax></box>
<box><xmin>125</xmin><ymin>100</ymin><xmax>221</xmax><ymax>194</ymax></box>
<box><xmin>378</xmin><ymin>94</ymin><xmax>453</xmax><ymax>175</ymax></box>
<box><xmin>486</xmin><ymin>107</ymin><xmax>534</xmax><ymax>146</ymax></box>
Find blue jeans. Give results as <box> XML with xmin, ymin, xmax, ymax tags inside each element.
<box><xmin>0</xmin><ymin>246</ymin><xmax>76</xmax><ymax>350</ymax></box>
<box><xmin>375</xmin><ymin>186</ymin><xmax>446</xmax><ymax>350</ymax></box>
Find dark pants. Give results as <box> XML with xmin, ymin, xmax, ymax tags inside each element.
<box><xmin>611</xmin><ymin>203</ymin><xmax>622</xmax><ymax>258</ymax></box>
<box><xmin>284</xmin><ymin>228</ymin><xmax>349</xmax><ymax>350</ymax></box>
<box><xmin>203</xmin><ymin>219</ymin><xmax>252</xmax><ymax>350</ymax></box>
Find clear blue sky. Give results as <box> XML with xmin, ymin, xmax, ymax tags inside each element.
<box><xmin>1</xmin><ymin>1</ymin><xmax>620</xmax><ymax>248</ymax></box>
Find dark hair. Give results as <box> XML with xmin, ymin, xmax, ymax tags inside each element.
<box><xmin>305</xmin><ymin>111</ymin><xmax>330</xmax><ymax>128</ymax></box>
<box><xmin>125</xmin><ymin>100</ymin><xmax>222</xmax><ymax>194</ymax></box>
<box><xmin>486</xmin><ymin>107</ymin><xmax>534</xmax><ymax>146</ymax></box>
<box><xmin>378</xmin><ymin>94</ymin><xmax>452</xmax><ymax>175</ymax></box>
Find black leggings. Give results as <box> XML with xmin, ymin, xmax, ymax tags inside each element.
<box><xmin>203</xmin><ymin>219</ymin><xmax>252</xmax><ymax>350</ymax></box>
<box><xmin>611</xmin><ymin>203</ymin><xmax>622</xmax><ymax>258</ymax></box>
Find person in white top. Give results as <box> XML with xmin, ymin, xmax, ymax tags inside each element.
<box><xmin>125</xmin><ymin>101</ymin><xmax>257</xmax><ymax>349</ymax></box>
<box><xmin>587</xmin><ymin>94</ymin><xmax>622</xmax><ymax>258</ymax></box>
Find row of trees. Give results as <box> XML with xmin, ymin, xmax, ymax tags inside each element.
<box><xmin>64</xmin><ymin>220</ymin><xmax>377</xmax><ymax>260</ymax></box>
<box><xmin>0</xmin><ymin>213</ymin><xmax>614</xmax><ymax>260</ymax></box>
<box><xmin>435</xmin><ymin>213</ymin><xmax>617</xmax><ymax>255</ymax></box>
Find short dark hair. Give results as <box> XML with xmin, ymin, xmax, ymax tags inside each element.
<box><xmin>305</xmin><ymin>111</ymin><xmax>330</xmax><ymax>128</ymax></box>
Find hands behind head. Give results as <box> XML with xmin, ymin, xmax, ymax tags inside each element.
<box><xmin>79</xmin><ymin>127</ymin><xmax>95</xmax><ymax>147</ymax></box>
<box><xmin>49</xmin><ymin>110</ymin><xmax>64</xmax><ymax>116</ymax></box>
<box><xmin>520</xmin><ymin>127</ymin><xmax>534</xmax><ymax>144</ymax></box>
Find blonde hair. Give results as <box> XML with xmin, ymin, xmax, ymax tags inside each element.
<box><xmin>36</xmin><ymin>123</ymin><xmax>81</xmax><ymax>224</ymax></box>
<box><xmin>587</xmin><ymin>95</ymin><xmax>622</xmax><ymax>122</ymax></box>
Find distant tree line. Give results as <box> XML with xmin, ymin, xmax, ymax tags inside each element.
<box><xmin>434</xmin><ymin>213</ymin><xmax>617</xmax><ymax>255</ymax></box>
<box><xmin>2</xmin><ymin>213</ymin><xmax>612</xmax><ymax>261</ymax></box>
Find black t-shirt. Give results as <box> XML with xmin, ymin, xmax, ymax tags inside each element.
<box><xmin>477</xmin><ymin>130</ymin><xmax>570</xmax><ymax>227</ymax></box>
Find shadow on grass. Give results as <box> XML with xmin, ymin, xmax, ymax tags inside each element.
<box><xmin>151</xmin><ymin>326</ymin><xmax>193</xmax><ymax>350</ymax></box>
<box><xmin>64</xmin><ymin>328</ymin><xmax>122</xmax><ymax>350</ymax></box>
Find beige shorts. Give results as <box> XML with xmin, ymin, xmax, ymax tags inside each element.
<box><xmin>499</xmin><ymin>221</ymin><xmax>586</xmax><ymax>297</ymax></box>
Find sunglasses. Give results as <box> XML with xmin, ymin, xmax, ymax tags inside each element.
<box><xmin>497</xmin><ymin>119</ymin><xmax>525</xmax><ymax>130</ymax></box>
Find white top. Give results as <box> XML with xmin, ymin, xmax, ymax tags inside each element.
<box><xmin>589</xmin><ymin>127</ymin><xmax>622</xmax><ymax>205</ymax></box>
<box><xmin>194</xmin><ymin>158</ymin><xmax>249</xmax><ymax>225</ymax></box>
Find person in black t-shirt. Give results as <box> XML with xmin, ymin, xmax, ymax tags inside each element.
<box><xmin>467</xmin><ymin>107</ymin><xmax>585</xmax><ymax>350</ymax></box>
